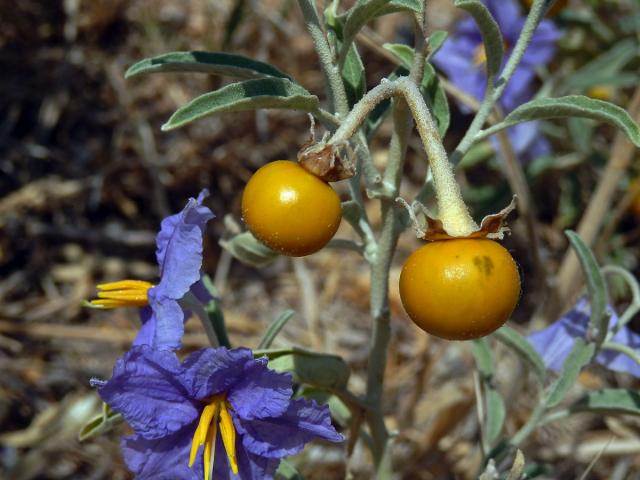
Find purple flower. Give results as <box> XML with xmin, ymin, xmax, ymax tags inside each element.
<box><xmin>528</xmin><ymin>298</ymin><xmax>640</xmax><ymax>377</ymax></box>
<box><xmin>433</xmin><ymin>0</ymin><xmax>561</xmax><ymax>158</ymax></box>
<box><xmin>88</xmin><ymin>190</ymin><xmax>214</xmax><ymax>350</ymax></box>
<box><xmin>93</xmin><ymin>346</ymin><xmax>343</xmax><ymax>480</ymax></box>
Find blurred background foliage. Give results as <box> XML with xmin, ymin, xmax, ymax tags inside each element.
<box><xmin>0</xmin><ymin>0</ymin><xmax>639</xmax><ymax>478</ymax></box>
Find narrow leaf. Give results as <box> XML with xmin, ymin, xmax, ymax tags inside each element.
<box><xmin>201</xmin><ymin>276</ymin><xmax>232</xmax><ymax>349</ymax></box>
<box><xmin>341</xmin><ymin>0</ymin><xmax>420</xmax><ymax>62</ymax></box>
<box><xmin>162</xmin><ymin>78</ymin><xmax>319</xmax><ymax>130</ymax></box>
<box><xmin>276</xmin><ymin>459</ymin><xmax>304</xmax><ymax>480</ymax></box>
<box><xmin>454</xmin><ymin>0</ymin><xmax>504</xmax><ymax>77</ymax></box>
<box><xmin>493</xmin><ymin>96</ymin><xmax>640</xmax><ymax>147</ymax></box>
<box><xmin>566</xmin><ymin>230</ymin><xmax>608</xmax><ymax>346</ymax></box>
<box><xmin>258</xmin><ymin>310</ymin><xmax>296</xmax><ymax>349</ymax></box>
<box><xmin>426</xmin><ymin>30</ymin><xmax>448</xmax><ymax>61</ymax></box>
<box><xmin>78</xmin><ymin>403</ymin><xmax>123</xmax><ymax>442</ymax></box>
<box><xmin>571</xmin><ymin>388</ymin><xmax>640</xmax><ymax>416</ymax></box>
<box><xmin>485</xmin><ymin>386</ymin><xmax>506</xmax><ymax>446</ymax></box>
<box><xmin>126</xmin><ymin>51</ymin><xmax>290</xmax><ymax>80</ymax></box>
<box><xmin>422</xmin><ymin>64</ymin><xmax>450</xmax><ymax>137</ymax></box>
<box><xmin>342</xmin><ymin>43</ymin><xmax>367</xmax><ymax>107</ymax></box>
<box><xmin>220</xmin><ymin>231</ymin><xmax>279</xmax><ymax>268</ymax></box>
<box><xmin>494</xmin><ymin>326</ymin><xmax>546</xmax><ymax>383</ymax></box>
<box><xmin>545</xmin><ymin>338</ymin><xmax>595</xmax><ymax>408</ymax></box>
<box><xmin>471</xmin><ymin>338</ymin><xmax>494</xmax><ymax>379</ymax></box>
<box><xmin>267</xmin><ymin>350</ymin><xmax>350</xmax><ymax>390</ymax></box>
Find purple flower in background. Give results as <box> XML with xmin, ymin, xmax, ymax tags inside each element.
<box><xmin>528</xmin><ymin>298</ymin><xmax>640</xmax><ymax>378</ymax></box>
<box><xmin>88</xmin><ymin>190</ymin><xmax>214</xmax><ymax>350</ymax></box>
<box><xmin>433</xmin><ymin>0</ymin><xmax>561</xmax><ymax>159</ymax></box>
<box><xmin>93</xmin><ymin>346</ymin><xmax>343</xmax><ymax>480</ymax></box>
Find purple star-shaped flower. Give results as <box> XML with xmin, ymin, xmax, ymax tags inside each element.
<box><xmin>93</xmin><ymin>346</ymin><xmax>343</xmax><ymax>480</ymax></box>
<box><xmin>433</xmin><ymin>0</ymin><xmax>562</xmax><ymax>159</ymax></box>
<box><xmin>88</xmin><ymin>190</ymin><xmax>214</xmax><ymax>350</ymax></box>
<box><xmin>528</xmin><ymin>297</ymin><xmax>640</xmax><ymax>377</ymax></box>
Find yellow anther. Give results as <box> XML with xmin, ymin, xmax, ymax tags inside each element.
<box><xmin>473</xmin><ymin>44</ymin><xmax>487</xmax><ymax>66</ymax></box>
<box><xmin>219</xmin><ymin>401</ymin><xmax>238</xmax><ymax>475</ymax></box>
<box><xmin>188</xmin><ymin>395</ymin><xmax>239</xmax><ymax>480</ymax></box>
<box><xmin>86</xmin><ymin>280</ymin><xmax>153</xmax><ymax>309</ymax></box>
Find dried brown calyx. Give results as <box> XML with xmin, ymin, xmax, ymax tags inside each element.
<box><xmin>398</xmin><ymin>196</ymin><xmax>518</xmax><ymax>240</ymax></box>
<box><xmin>297</xmin><ymin>141</ymin><xmax>355</xmax><ymax>182</ymax></box>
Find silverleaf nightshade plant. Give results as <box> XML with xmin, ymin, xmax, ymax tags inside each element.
<box><xmin>91</xmin><ymin>346</ymin><xmax>343</xmax><ymax>480</ymax></box>
<box><xmin>86</xmin><ymin>190</ymin><xmax>214</xmax><ymax>350</ymax></box>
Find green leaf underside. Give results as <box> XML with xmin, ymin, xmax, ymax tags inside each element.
<box><xmin>125</xmin><ymin>51</ymin><xmax>291</xmax><ymax>80</ymax></box>
<box><xmin>486</xmin><ymin>386</ymin><xmax>506</xmax><ymax>445</ymax></box>
<box><xmin>220</xmin><ymin>231</ymin><xmax>279</xmax><ymax>268</ymax></box>
<box><xmin>571</xmin><ymin>389</ymin><xmax>640</xmax><ymax>416</ymax></box>
<box><xmin>494</xmin><ymin>326</ymin><xmax>546</xmax><ymax>383</ymax></box>
<box><xmin>275</xmin><ymin>459</ymin><xmax>304</xmax><ymax>480</ymax></box>
<box><xmin>545</xmin><ymin>339</ymin><xmax>596</xmax><ymax>408</ymax></box>
<box><xmin>498</xmin><ymin>96</ymin><xmax>640</xmax><ymax>147</ymax></box>
<box><xmin>342</xmin><ymin>43</ymin><xmax>367</xmax><ymax>107</ymax></box>
<box><xmin>265</xmin><ymin>350</ymin><xmax>350</xmax><ymax>390</ymax></box>
<box><xmin>258</xmin><ymin>310</ymin><xmax>296</xmax><ymax>350</ymax></box>
<box><xmin>454</xmin><ymin>0</ymin><xmax>504</xmax><ymax>77</ymax></box>
<box><xmin>565</xmin><ymin>230</ymin><xmax>608</xmax><ymax>346</ymax></box>
<box><xmin>341</xmin><ymin>0</ymin><xmax>421</xmax><ymax>60</ymax></box>
<box><xmin>471</xmin><ymin>338</ymin><xmax>494</xmax><ymax>379</ymax></box>
<box><xmin>162</xmin><ymin>78</ymin><xmax>319</xmax><ymax>130</ymax></box>
<box><xmin>78</xmin><ymin>403</ymin><xmax>123</xmax><ymax>442</ymax></box>
<box><xmin>426</xmin><ymin>31</ymin><xmax>449</xmax><ymax>60</ymax></box>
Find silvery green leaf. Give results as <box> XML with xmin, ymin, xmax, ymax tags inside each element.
<box><xmin>78</xmin><ymin>403</ymin><xmax>123</xmax><ymax>442</ymax></box>
<box><xmin>125</xmin><ymin>51</ymin><xmax>291</xmax><ymax>80</ymax></box>
<box><xmin>382</xmin><ymin>43</ymin><xmax>414</xmax><ymax>68</ymax></box>
<box><xmin>565</xmin><ymin>230</ymin><xmax>608</xmax><ymax>346</ymax></box>
<box><xmin>377</xmin><ymin>0</ymin><xmax>422</xmax><ymax>15</ymax></box>
<box><xmin>220</xmin><ymin>231</ymin><xmax>279</xmax><ymax>268</ymax></box>
<box><xmin>493</xmin><ymin>96</ymin><xmax>640</xmax><ymax>147</ymax></box>
<box><xmin>266</xmin><ymin>349</ymin><xmax>350</xmax><ymax>390</ymax></box>
<box><xmin>454</xmin><ymin>0</ymin><xmax>504</xmax><ymax>77</ymax></box>
<box><xmin>471</xmin><ymin>338</ymin><xmax>494</xmax><ymax>379</ymax></box>
<box><xmin>422</xmin><ymin>63</ymin><xmax>450</xmax><ymax>137</ymax></box>
<box><xmin>162</xmin><ymin>78</ymin><xmax>319</xmax><ymax>130</ymax></box>
<box><xmin>426</xmin><ymin>30</ymin><xmax>448</xmax><ymax>60</ymax></box>
<box><xmin>485</xmin><ymin>386</ymin><xmax>506</xmax><ymax>446</ymax></box>
<box><xmin>258</xmin><ymin>310</ymin><xmax>296</xmax><ymax>349</ymax></box>
<box><xmin>201</xmin><ymin>276</ymin><xmax>232</xmax><ymax>348</ymax></box>
<box><xmin>494</xmin><ymin>326</ymin><xmax>546</xmax><ymax>383</ymax></box>
<box><xmin>571</xmin><ymin>388</ymin><xmax>640</xmax><ymax>416</ymax></box>
<box><xmin>276</xmin><ymin>460</ymin><xmax>304</xmax><ymax>480</ymax></box>
<box><xmin>545</xmin><ymin>338</ymin><xmax>595</xmax><ymax>408</ymax></box>
<box><xmin>342</xmin><ymin>43</ymin><xmax>367</xmax><ymax>107</ymax></box>
<box><xmin>341</xmin><ymin>0</ymin><xmax>421</xmax><ymax>62</ymax></box>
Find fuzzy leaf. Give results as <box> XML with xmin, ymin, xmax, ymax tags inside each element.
<box><xmin>454</xmin><ymin>0</ymin><xmax>504</xmax><ymax>77</ymax></box>
<box><xmin>545</xmin><ymin>338</ymin><xmax>595</xmax><ymax>408</ymax></box>
<box><xmin>266</xmin><ymin>350</ymin><xmax>350</xmax><ymax>390</ymax></box>
<box><xmin>220</xmin><ymin>231</ymin><xmax>279</xmax><ymax>268</ymax></box>
<box><xmin>486</xmin><ymin>386</ymin><xmax>506</xmax><ymax>446</ymax></box>
<box><xmin>495</xmin><ymin>96</ymin><xmax>640</xmax><ymax>147</ymax></box>
<box><xmin>162</xmin><ymin>78</ymin><xmax>319</xmax><ymax>130</ymax></box>
<box><xmin>78</xmin><ymin>403</ymin><xmax>123</xmax><ymax>442</ymax></box>
<box><xmin>566</xmin><ymin>230</ymin><xmax>608</xmax><ymax>346</ymax></box>
<box><xmin>571</xmin><ymin>388</ymin><xmax>640</xmax><ymax>416</ymax></box>
<box><xmin>126</xmin><ymin>51</ymin><xmax>291</xmax><ymax>80</ymax></box>
<box><xmin>258</xmin><ymin>310</ymin><xmax>296</xmax><ymax>349</ymax></box>
<box><xmin>494</xmin><ymin>326</ymin><xmax>546</xmax><ymax>383</ymax></box>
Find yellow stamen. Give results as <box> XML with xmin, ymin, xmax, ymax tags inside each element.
<box><xmin>219</xmin><ymin>401</ymin><xmax>238</xmax><ymax>474</ymax></box>
<box><xmin>86</xmin><ymin>279</ymin><xmax>153</xmax><ymax>309</ymax></box>
<box><xmin>188</xmin><ymin>395</ymin><xmax>239</xmax><ymax>479</ymax></box>
<box><xmin>204</xmin><ymin>415</ymin><xmax>218</xmax><ymax>480</ymax></box>
<box><xmin>473</xmin><ymin>44</ymin><xmax>487</xmax><ymax>65</ymax></box>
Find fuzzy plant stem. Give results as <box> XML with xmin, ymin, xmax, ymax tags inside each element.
<box><xmin>296</xmin><ymin>0</ymin><xmax>381</xmax><ymax>201</ymax></box>
<box><xmin>451</xmin><ymin>0</ymin><xmax>548</xmax><ymax>162</ymax></box>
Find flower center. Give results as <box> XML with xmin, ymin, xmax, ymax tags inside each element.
<box><xmin>85</xmin><ymin>280</ymin><xmax>153</xmax><ymax>309</ymax></box>
<box><xmin>189</xmin><ymin>394</ymin><xmax>238</xmax><ymax>480</ymax></box>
